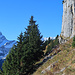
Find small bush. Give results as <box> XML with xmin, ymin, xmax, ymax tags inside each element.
<box><xmin>72</xmin><ymin>36</ymin><xmax>75</xmax><ymax>47</ymax></box>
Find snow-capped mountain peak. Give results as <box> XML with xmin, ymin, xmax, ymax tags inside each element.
<box><xmin>0</xmin><ymin>32</ymin><xmax>16</xmax><ymax>59</ymax></box>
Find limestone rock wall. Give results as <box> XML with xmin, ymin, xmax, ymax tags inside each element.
<box><xmin>61</xmin><ymin>0</ymin><xmax>74</xmax><ymax>38</ymax></box>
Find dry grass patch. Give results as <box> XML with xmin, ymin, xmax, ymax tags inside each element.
<box><xmin>33</xmin><ymin>39</ymin><xmax>75</xmax><ymax>75</ymax></box>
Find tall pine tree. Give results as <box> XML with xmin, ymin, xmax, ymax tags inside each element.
<box><xmin>24</xmin><ymin>16</ymin><xmax>43</xmax><ymax>61</ymax></box>
<box><xmin>2</xmin><ymin>16</ymin><xmax>44</xmax><ymax>75</ymax></box>
<box><xmin>22</xmin><ymin>16</ymin><xmax>44</xmax><ymax>74</ymax></box>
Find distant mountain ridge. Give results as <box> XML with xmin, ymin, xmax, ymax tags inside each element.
<box><xmin>42</xmin><ymin>37</ymin><xmax>56</xmax><ymax>42</ymax></box>
<box><xmin>0</xmin><ymin>32</ymin><xmax>16</xmax><ymax>59</ymax></box>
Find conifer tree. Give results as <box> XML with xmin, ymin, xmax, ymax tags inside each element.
<box><xmin>46</xmin><ymin>40</ymin><xmax>54</xmax><ymax>55</ymax></box>
<box><xmin>47</xmin><ymin>37</ymin><xmax>51</xmax><ymax>44</ymax></box>
<box><xmin>2</xmin><ymin>16</ymin><xmax>44</xmax><ymax>75</ymax></box>
<box><xmin>23</xmin><ymin>16</ymin><xmax>43</xmax><ymax>61</ymax></box>
<box><xmin>43</xmin><ymin>37</ymin><xmax>51</xmax><ymax>50</ymax></box>
<box><xmin>54</xmin><ymin>35</ymin><xmax>59</xmax><ymax>46</ymax></box>
<box><xmin>2</xmin><ymin>32</ymin><xmax>24</xmax><ymax>75</ymax></box>
<box><xmin>22</xmin><ymin>16</ymin><xmax>44</xmax><ymax>74</ymax></box>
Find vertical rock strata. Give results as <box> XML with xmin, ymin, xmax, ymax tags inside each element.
<box><xmin>61</xmin><ymin>0</ymin><xmax>74</xmax><ymax>38</ymax></box>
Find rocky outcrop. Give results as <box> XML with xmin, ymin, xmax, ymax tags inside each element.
<box><xmin>59</xmin><ymin>0</ymin><xmax>75</xmax><ymax>43</ymax></box>
<box><xmin>61</xmin><ymin>0</ymin><xmax>74</xmax><ymax>38</ymax></box>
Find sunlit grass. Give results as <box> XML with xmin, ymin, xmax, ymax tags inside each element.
<box><xmin>33</xmin><ymin>38</ymin><xmax>75</xmax><ymax>75</ymax></box>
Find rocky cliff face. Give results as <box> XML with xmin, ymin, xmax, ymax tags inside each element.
<box><xmin>59</xmin><ymin>0</ymin><xmax>75</xmax><ymax>43</ymax></box>
<box><xmin>61</xmin><ymin>0</ymin><xmax>74</xmax><ymax>38</ymax></box>
<box><xmin>0</xmin><ymin>32</ymin><xmax>16</xmax><ymax>59</ymax></box>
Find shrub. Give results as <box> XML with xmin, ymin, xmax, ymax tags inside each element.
<box><xmin>72</xmin><ymin>36</ymin><xmax>75</xmax><ymax>47</ymax></box>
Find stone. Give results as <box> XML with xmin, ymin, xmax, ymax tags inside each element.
<box><xmin>61</xmin><ymin>0</ymin><xmax>75</xmax><ymax>38</ymax></box>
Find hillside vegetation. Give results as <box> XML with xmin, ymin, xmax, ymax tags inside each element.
<box><xmin>33</xmin><ymin>38</ymin><xmax>75</xmax><ymax>75</ymax></box>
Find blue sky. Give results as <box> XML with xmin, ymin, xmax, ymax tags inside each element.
<box><xmin>0</xmin><ymin>0</ymin><xmax>63</xmax><ymax>40</ymax></box>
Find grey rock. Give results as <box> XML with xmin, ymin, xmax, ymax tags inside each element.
<box><xmin>41</xmin><ymin>61</ymin><xmax>58</xmax><ymax>74</ymax></box>
<box><xmin>60</xmin><ymin>67</ymin><xmax>66</xmax><ymax>72</ymax></box>
<box><xmin>61</xmin><ymin>0</ymin><xmax>75</xmax><ymax>38</ymax></box>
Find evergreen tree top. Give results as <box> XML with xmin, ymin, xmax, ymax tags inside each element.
<box><xmin>29</xmin><ymin>16</ymin><xmax>36</xmax><ymax>25</ymax></box>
